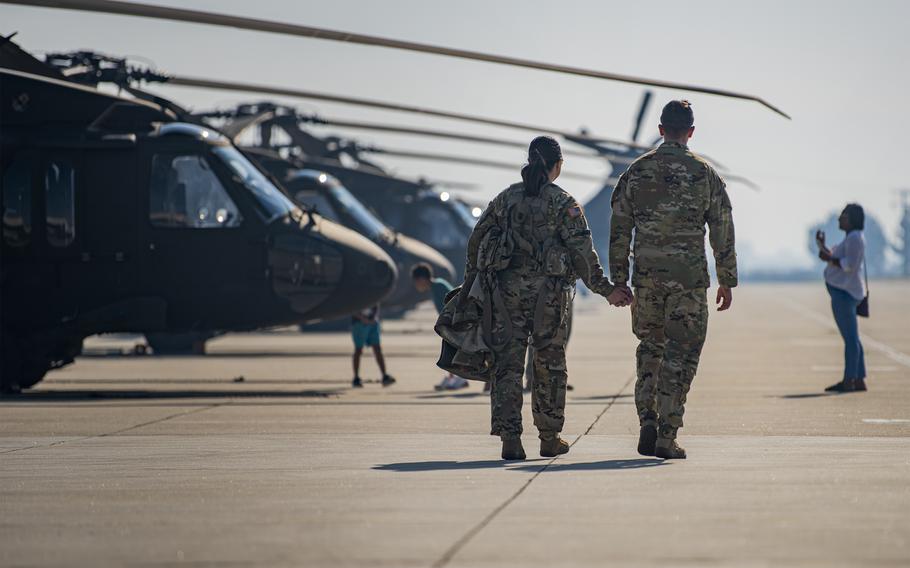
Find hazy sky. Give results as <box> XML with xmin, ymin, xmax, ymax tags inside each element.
<box><xmin>3</xmin><ymin>0</ymin><xmax>909</xmax><ymax>270</ymax></box>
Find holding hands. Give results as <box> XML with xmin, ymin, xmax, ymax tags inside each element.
<box><xmin>607</xmin><ymin>285</ymin><xmax>633</xmax><ymax>307</ymax></box>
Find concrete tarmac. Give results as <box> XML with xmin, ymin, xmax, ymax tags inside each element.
<box><xmin>2</xmin><ymin>282</ymin><xmax>909</xmax><ymax>567</ymax></box>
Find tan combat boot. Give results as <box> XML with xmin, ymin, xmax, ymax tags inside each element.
<box><xmin>540</xmin><ymin>436</ymin><xmax>570</xmax><ymax>458</ymax></box>
<box><xmin>501</xmin><ymin>437</ymin><xmax>526</xmax><ymax>460</ymax></box>
<box><xmin>637</xmin><ymin>424</ymin><xmax>658</xmax><ymax>456</ymax></box>
<box><xmin>655</xmin><ymin>438</ymin><xmax>686</xmax><ymax>460</ymax></box>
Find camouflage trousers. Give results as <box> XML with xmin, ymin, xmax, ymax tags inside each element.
<box><xmin>490</xmin><ymin>270</ymin><xmax>571</xmax><ymax>440</ymax></box>
<box><xmin>632</xmin><ymin>286</ymin><xmax>708</xmax><ymax>441</ymax></box>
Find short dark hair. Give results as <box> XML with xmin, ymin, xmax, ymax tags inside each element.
<box><xmin>660</xmin><ymin>99</ymin><xmax>694</xmax><ymax>137</ymax></box>
<box><xmin>844</xmin><ymin>203</ymin><xmax>865</xmax><ymax>230</ymax></box>
<box><xmin>411</xmin><ymin>262</ymin><xmax>433</xmax><ymax>281</ymax></box>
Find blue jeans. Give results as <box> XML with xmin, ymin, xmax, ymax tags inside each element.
<box><xmin>826</xmin><ymin>284</ymin><xmax>866</xmax><ymax>381</ymax></box>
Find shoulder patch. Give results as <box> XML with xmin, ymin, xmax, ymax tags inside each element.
<box><xmin>567</xmin><ymin>204</ymin><xmax>583</xmax><ymax>218</ymax></box>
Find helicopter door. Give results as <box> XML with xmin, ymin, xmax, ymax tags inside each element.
<box><xmin>140</xmin><ymin>146</ymin><xmax>263</xmax><ymax>330</ymax></box>
<box><xmin>40</xmin><ymin>151</ymin><xmax>82</xmax><ymax>322</ymax></box>
<box><xmin>81</xmin><ymin>147</ymin><xmax>138</xmax><ymax>303</ymax></box>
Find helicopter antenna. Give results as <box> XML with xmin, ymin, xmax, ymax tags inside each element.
<box><xmin>5</xmin><ymin>0</ymin><xmax>791</xmax><ymax>118</ymax></box>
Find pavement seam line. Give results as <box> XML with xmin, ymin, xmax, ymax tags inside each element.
<box><xmin>782</xmin><ymin>298</ymin><xmax>910</xmax><ymax>368</ymax></box>
<box><xmin>0</xmin><ymin>404</ymin><xmax>220</xmax><ymax>455</ymax></box>
<box><xmin>431</xmin><ymin>373</ymin><xmax>636</xmax><ymax>568</ymax></box>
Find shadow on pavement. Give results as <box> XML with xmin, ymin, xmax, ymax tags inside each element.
<box><xmin>511</xmin><ymin>458</ymin><xmax>667</xmax><ymax>472</ymax></box>
<box><xmin>374</xmin><ymin>458</ymin><xmax>549</xmax><ymax>471</ymax></box>
<box><xmin>570</xmin><ymin>393</ymin><xmax>634</xmax><ymax>400</ymax></box>
<box><xmin>776</xmin><ymin>393</ymin><xmax>837</xmax><ymax>399</ymax></box>
<box><xmin>2</xmin><ymin>389</ymin><xmax>343</xmax><ymax>401</ymax></box>
<box><xmin>82</xmin><ymin>351</ymin><xmax>436</xmax><ymax>359</ymax></box>
<box><xmin>415</xmin><ymin>392</ymin><xmax>489</xmax><ymax>399</ymax></box>
<box><xmin>374</xmin><ymin>457</ymin><xmax>667</xmax><ymax>472</ymax></box>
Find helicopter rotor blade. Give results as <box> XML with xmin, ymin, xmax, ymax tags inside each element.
<box><xmin>164</xmin><ymin>74</ymin><xmax>650</xmax><ymax>152</ymax></box>
<box><xmin>299</xmin><ymin>116</ymin><xmax>605</xmax><ymax>161</ymax></box>
<box><xmin>3</xmin><ymin>0</ymin><xmax>789</xmax><ymax>118</ymax></box>
<box><xmin>362</xmin><ymin>147</ymin><xmax>606</xmax><ymax>183</ymax></box>
<box><xmin>630</xmin><ymin>91</ymin><xmax>653</xmax><ymax>144</ymax></box>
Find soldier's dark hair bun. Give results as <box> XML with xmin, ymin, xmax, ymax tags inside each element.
<box><xmin>522</xmin><ymin>136</ymin><xmax>562</xmax><ymax>197</ymax></box>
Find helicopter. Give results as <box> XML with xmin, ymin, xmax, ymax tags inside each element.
<box><xmin>228</xmin><ymin>142</ymin><xmax>456</xmax><ymax>317</ymax></box>
<box><xmin>22</xmin><ymin>51</ymin><xmax>460</xmax><ymax>320</ymax></box>
<box><xmin>200</xmin><ymin>102</ymin><xmax>607</xmax><ymax>282</ymax></box>
<box><xmin>0</xmin><ymin>40</ymin><xmax>398</xmax><ymax>391</ymax></box>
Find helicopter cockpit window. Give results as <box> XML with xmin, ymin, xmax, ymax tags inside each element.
<box><xmin>45</xmin><ymin>160</ymin><xmax>76</xmax><ymax>247</ymax></box>
<box><xmin>327</xmin><ymin>182</ymin><xmax>387</xmax><ymax>239</ymax></box>
<box><xmin>2</xmin><ymin>160</ymin><xmax>32</xmax><ymax>248</ymax></box>
<box><xmin>416</xmin><ymin>204</ymin><xmax>465</xmax><ymax>250</ymax></box>
<box><xmin>212</xmin><ymin>146</ymin><xmax>298</xmax><ymax>223</ymax></box>
<box><xmin>149</xmin><ymin>154</ymin><xmax>242</xmax><ymax>229</ymax></box>
<box><xmin>293</xmin><ymin>190</ymin><xmax>340</xmax><ymax>223</ymax></box>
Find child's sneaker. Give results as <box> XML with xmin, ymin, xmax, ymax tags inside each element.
<box><xmin>352</xmin><ymin>376</ymin><xmax>363</xmax><ymax>388</ymax></box>
<box><xmin>381</xmin><ymin>374</ymin><xmax>396</xmax><ymax>387</ymax></box>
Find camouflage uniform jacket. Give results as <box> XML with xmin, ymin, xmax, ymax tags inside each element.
<box><xmin>465</xmin><ymin>181</ymin><xmax>615</xmax><ymax>296</ymax></box>
<box><xmin>609</xmin><ymin>141</ymin><xmax>738</xmax><ymax>290</ymax></box>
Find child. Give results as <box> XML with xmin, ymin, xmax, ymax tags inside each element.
<box><xmin>411</xmin><ymin>263</ymin><xmax>469</xmax><ymax>391</ymax></box>
<box><xmin>351</xmin><ymin>305</ymin><xmax>395</xmax><ymax>388</ymax></box>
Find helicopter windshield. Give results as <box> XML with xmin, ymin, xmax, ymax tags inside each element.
<box><xmin>326</xmin><ymin>180</ymin><xmax>388</xmax><ymax>238</ymax></box>
<box><xmin>213</xmin><ymin>146</ymin><xmax>299</xmax><ymax>222</ymax></box>
<box><xmin>451</xmin><ymin>199</ymin><xmax>479</xmax><ymax>229</ymax></box>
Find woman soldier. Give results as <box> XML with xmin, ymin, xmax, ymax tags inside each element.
<box><xmin>465</xmin><ymin>136</ymin><xmax>632</xmax><ymax>460</ymax></box>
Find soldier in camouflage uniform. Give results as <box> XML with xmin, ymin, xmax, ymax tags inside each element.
<box><xmin>609</xmin><ymin>100</ymin><xmax>737</xmax><ymax>460</ymax></box>
<box><xmin>466</xmin><ymin>136</ymin><xmax>631</xmax><ymax>460</ymax></box>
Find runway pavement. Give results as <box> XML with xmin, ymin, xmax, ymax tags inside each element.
<box><xmin>2</xmin><ymin>281</ymin><xmax>909</xmax><ymax>567</ymax></box>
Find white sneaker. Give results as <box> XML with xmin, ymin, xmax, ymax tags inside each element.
<box><xmin>434</xmin><ymin>376</ymin><xmax>450</xmax><ymax>391</ymax></box>
<box><xmin>446</xmin><ymin>376</ymin><xmax>470</xmax><ymax>390</ymax></box>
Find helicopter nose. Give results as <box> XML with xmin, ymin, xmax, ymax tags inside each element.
<box><xmin>395</xmin><ymin>234</ymin><xmax>457</xmax><ymax>283</ymax></box>
<box><xmin>302</xmin><ymin>218</ymin><xmax>398</xmax><ymax>321</ymax></box>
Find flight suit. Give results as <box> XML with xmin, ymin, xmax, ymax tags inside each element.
<box><xmin>466</xmin><ymin>182</ymin><xmax>615</xmax><ymax>440</ymax></box>
<box><xmin>609</xmin><ymin>141</ymin><xmax>737</xmax><ymax>441</ymax></box>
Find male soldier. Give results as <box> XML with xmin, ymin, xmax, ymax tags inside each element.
<box><xmin>467</xmin><ymin>136</ymin><xmax>631</xmax><ymax>460</ymax></box>
<box><xmin>610</xmin><ymin>100</ymin><xmax>737</xmax><ymax>460</ymax></box>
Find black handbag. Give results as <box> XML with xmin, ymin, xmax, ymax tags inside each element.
<box><xmin>856</xmin><ymin>259</ymin><xmax>869</xmax><ymax>318</ymax></box>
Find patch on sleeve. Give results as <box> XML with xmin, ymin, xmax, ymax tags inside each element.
<box><xmin>567</xmin><ymin>204</ymin><xmax>583</xmax><ymax>218</ymax></box>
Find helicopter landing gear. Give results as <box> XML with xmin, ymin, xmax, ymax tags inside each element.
<box><xmin>144</xmin><ymin>332</ymin><xmax>215</xmax><ymax>355</ymax></box>
<box><xmin>0</xmin><ymin>330</ymin><xmax>82</xmax><ymax>394</ymax></box>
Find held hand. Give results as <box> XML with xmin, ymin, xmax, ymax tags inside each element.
<box><xmin>716</xmin><ymin>286</ymin><xmax>733</xmax><ymax>312</ymax></box>
<box><xmin>607</xmin><ymin>286</ymin><xmax>633</xmax><ymax>307</ymax></box>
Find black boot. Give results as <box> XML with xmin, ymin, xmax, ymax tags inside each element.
<box><xmin>637</xmin><ymin>424</ymin><xmax>658</xmax><ymax>456</ymax></box>
<box><xmin>852</xmin><ymin>379</ymin><xmax>868</xmax><ymax>392</ymax></box>
<box><xmin>501</xmin><ymin>437</ymin><xmax>526</xmax><ymax>460</ymax></box>
<box><xmin>825</xmin><ymin>381</ymin><xmax>846</xmax><ymax>392</ymax></box>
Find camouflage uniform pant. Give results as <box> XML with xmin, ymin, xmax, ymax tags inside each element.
<box><xmin>490</xmin><ymin>270</ymin><xmax>570</xmax><ymax>440</ymax></box>
<box><xmin>632</xmin><ymin>286</ymin><xmax>708</xmax><ymax>440</ymax></box>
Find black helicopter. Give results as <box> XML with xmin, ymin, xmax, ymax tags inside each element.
<box><xmin>23</xmin><ymin>51</ymin><xmax>457</xmax><ymax>319</ymax></box>
<box><xmin>205</xmin><ymin>103</ymin><xmax>605</xmax><ymax>282</ymax></box>
<box><xmin>0</xmin><ymin>40</ymin><xmax>397</xmax><ymax>391</ymax></box>
<box><xmin>231</xmin><ymin>143</ymin><xmax>456</xmax><ymax>316</ymax></box>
